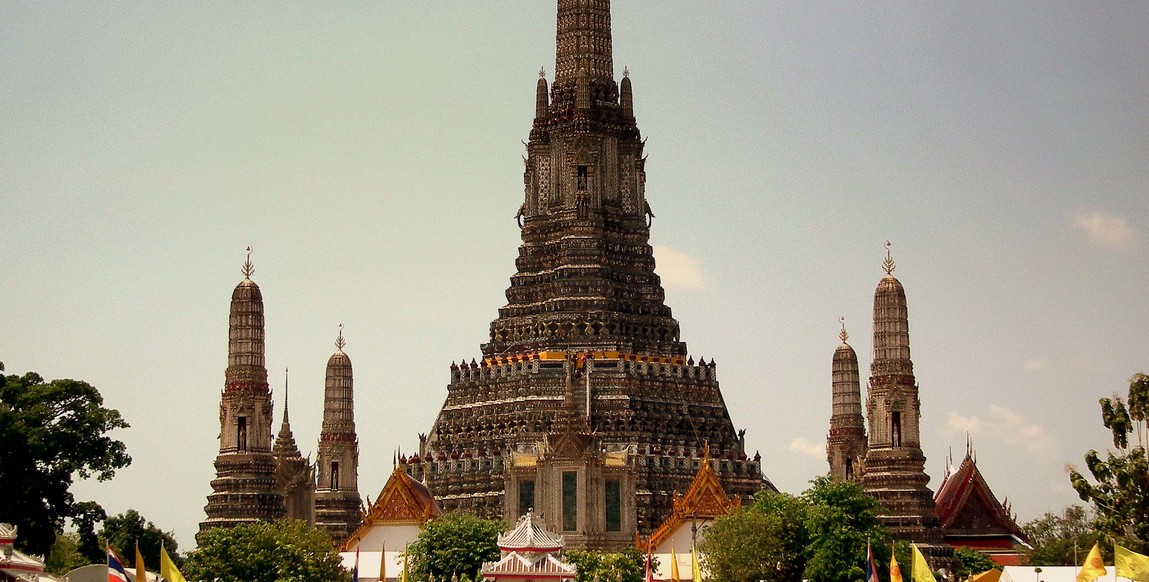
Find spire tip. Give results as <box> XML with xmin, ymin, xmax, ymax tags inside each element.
<box><xmin>242</xmin><ymin>246</ymin><xmax>255</xmax><ymax>278</ymax></box>
<box><xmin>839</xmin><ymin>316</ymin><xmax>849</xmax><ymax>343</ymax></box>
<box><xmin>336</xmin><ymin>323</ymin><xmax>346</xmax><ymax>351</ymax></box>
<box><xmin>882</xmin><ymin>241</ymin><xmax>896</xmax><ymax>275</ymax></box>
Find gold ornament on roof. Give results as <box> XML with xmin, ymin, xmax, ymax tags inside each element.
<box><xmin>336</xmin><ymin>323</ymin><xmax>346</xmax><ymax>352</ymax></box>
<box><xmin>839</xmin><ymin>316</ymin><xmax>849</xmax><ymax>343</ymax></box>
<box><xmin>539</xmin><ymin>67</ymin><xmax>546</xmax><ymax>79</ymax></box>
<box><xmin>623</xmin><ymin>66</ymin><xmax>629</xmax><ymax>78</ymax></box>
<box><xmin>883</xmin><ymin>240</ymin><xmax>896</xmax><ymax>275</ymax></box>
<box><xmin>242</xmin><ymin>246</ymin><xmax>255</xmax><ymax>278</ymax></box>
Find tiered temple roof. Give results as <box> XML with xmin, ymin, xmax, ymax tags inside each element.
<box><xmin>343</xmin><ymin>466</ymin><xmax>441</xmax><ymax>551</ymax></box>
<box><xmin>642</xmin><ymin>448</ymin><xmax>741</xmax><ymax>550</ymax></box>
<box><xmin>483</xmin><ymin>512</ymin><xmax>576</xmax><ymax>582</ymax></box>
<box><xmin>934</xmin><ymin>451</ymin><xmax>1029</xmax><ymax>565</ymax></box>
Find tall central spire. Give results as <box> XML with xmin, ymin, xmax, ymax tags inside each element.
<box><xmin>554</xmin><ymin>0</ymin><xmax>614</xmax><ymax>85</ymax></box>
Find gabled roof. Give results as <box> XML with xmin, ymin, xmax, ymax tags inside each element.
<box><xmin>934</xmin><ymin>453</ymin><xmax>1025</xmax><ymax>539</ymax></box>
<box><xmin>482</xmin><ymin>552</ymin><xmax>576</xmax><ymax>579</ymax></box>
<box><xmin>498</xmin><ymin>511</ymin><xmax>563</xmax><ymax>553</ymax></box>
<box><xmin>642</xmin><ymin>450</ymin><xmax>741</xmax><ymax>549</ymax></box>
<box><xmin>341</xmin><ymin>466</ymin><xmax>441</xmax><ymax>551</ymax></box>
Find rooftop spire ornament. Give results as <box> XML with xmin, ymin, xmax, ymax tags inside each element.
<box><xmin>839</xmin><ymin>316</ymin><xmax>849</xmax><ymax>343</ymax></box>
<box><xmin>882</xmin><ymin>240</ymin><xmax>896</xmax><ymax>275</ymax></box>
<box><xmin>241</xmin><ymin>246</ymin><xmax>255</xmax><ymax>278</ymax></box>
<box><xmin>335</xmin><ymin>323</ymin><xmax>346</xmax><ymax>352</ymax></box>
<box><xmin>539</xmin><ymin>66</ymin><xmax>546</xmax><ymax>79</ymax></box>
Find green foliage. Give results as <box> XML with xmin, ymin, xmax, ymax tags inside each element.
<box><xmin>100</xmin><ymin>509</ymin><xmax>181</xmax><ymax>567</ymax></box>
<box><xmin>0</xmin><ymin>371</ymin><xmax>131</xmax><ymax>555</ymax></box>
<box><xmin>801</xmin><ymin>476</ymin><xmax>890</xmax><ymax>582</ymax></box>
<box><xmin>183</xmin><ymin>520</ymin><xmax>349</xmax><ymax>582</ymax></box>
<box><xmin>701</xmin><ymin>491</ymin><xmax>809</xmax><ymax>582</ymax></box>
<box><xmin>1069</xmin><ymin>373</ymin><xmax>1149</xmax><ymax>551</ymax></box>
<box><xmin>701</xmin><ymin>479</ymin><xmax>891</xmax><ymax>582</ymax></box>
<box><xmin>565</xmin><ymin>548</ymin><xmax>650</xmax><ymax>582</ymax></box>
<box><xmin>953</xmin><ymin>547</ymin><xmax>998</xmax><ymax>579</ymax></box>
<box><xmin>44</xmin><ymin>533</ymin><xmax>90</xmax><ymax>575</ymax></box>
<box><xmin>407</xmin><ymin>512</ymin><xmax>503</xmax><ymax>581</ymax></box>
<box><xmin>1021</xmin><ymin>506</ymin><xmax>1108</xmax><ymax>566</ymax></box>
<box><xmin>72</xmin><ymin>500</ymin><xmax>107</xmax><ymax>564</ymax></box>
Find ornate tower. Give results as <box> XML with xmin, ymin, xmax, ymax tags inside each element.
<box><xmin>416</xmin><ymin>0</ymin><xmax>768</xmax><ymax>549</ymax></box>
<box><xmin>315</xmin><ymin>325</ymin><xmax>362</xmax><ymax>546</ymax></box>
<box><xmin>861</xmin><ymin>243</ymin><xmax>951</xmax><ymax>561</ymax></box>
<box><xmin>200</xmin><ymin>249</ymin><xmax>285</xmax><ymax>541</ymax></box>
<box><xmin>273</xmin><ymin>369</ymin><xmax>316</xmax><ymax>526</ymax></box>
<box><xmin>827</xmin><ymin>318</ymin><xmax>866</xmax><ymax>482</ymax></box>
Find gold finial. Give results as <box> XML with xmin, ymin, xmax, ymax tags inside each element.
<box><xmin>839</xmin><ymin>316</ymin><xmax>849</xmax><ymax>343</ymax></box>
<box><xmin>539</xmin><ymin>66</ymin><xmax>546</xmax><ymax>79</ymax></box>
<box><xmin>241</xmin><ymin>246</ymin><xmax>255</xmax><ymax>278</ymax></box>
<box><xmin>882</xmin><ymin>240</ymin><xmax>896</xmax><ymax>275</ymax></box>
<box><xmin>335</xmin><ymin>323</ymin><xmax>346</xmax><ymax>351</ymax></box>
<box><xmin>623</xmin><ymin>66</ymin><xmax>629</xmax><ymax>78</ymax></box>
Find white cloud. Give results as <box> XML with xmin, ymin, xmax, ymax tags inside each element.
<box><xmin>1069</xmin><ymin>209</ymin><xmax>1136</xmax><ymax>250</ymax></box>
<box><xmin>1022</xmin><ymin>358</ymin><xmax>1048</xmax><ymax>371</ymax></box>
<box><xmin>789</xmin><ymin>437</ymin><xmax>825</xmax><ymax>459</ymax></box>
<box><xmin>946</xmin><ymin>411</ymin><xmax>982</xmax><ymax>435</ymax></box>
<box><xmin>941</xmin><ymin>405</ymin><xmax>1052</xmax><ymax>453</ymax></box>
<box><xmin>653</xmin><ymin>245</ymin><xmax>707</xmax><ymax>289</ymax></box>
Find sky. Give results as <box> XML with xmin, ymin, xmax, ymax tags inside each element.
<box><xmin>2</xmin><ymin>2</ymin><xmax>1147</xmax><ymax>550</ymax></box>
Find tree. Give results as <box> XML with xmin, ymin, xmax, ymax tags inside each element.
<box><xmin>953</xmin><ymin>547</ymin><xmax>998</xmax><ymax>579</ymax></box>
<box><xmin>801</xmin><ymin>476</ymin><xmax>891</xmax><ymax>582</ymax></box>
<box><xmin>406</xmin><ymin>512</ymin><xmax>503</xmax><ymax>581</ymax></box>
<box><xmin>1069</xmin><ymin>373</ymin><xmax>1149</xmax><ymax>551</ymax></box>
<box><xmin>564</xmin><ymin>548</ymin><xmax>651</xmax><ymax>582</ymax></box>
<box><xmin>182</xmin><ymin>520</ymin><xmax>349</xmax><ymax>582</ymax></box>
<box><xmin>44</xmin><ymin>532</ymin><xmax>89</xmax><ymax>575</ymax></box>
<box><xmin>701</xmin><ymin>491</ymin><xmax>809</xmax><ymax>582</ymax></box>
<box><xmin>1021</xmin><ymin>506</ymin><xmax>1106</xmax><ymax>566</ymax></box>
<box><xmin>0</xmin><ymin>371</ymin><xmax>131</xmax><ymax>555</ymax></box>
<box><xmin>99</xmin><ymin>510</ymin><xmax>181</xmax><ymax>567</ymax></box>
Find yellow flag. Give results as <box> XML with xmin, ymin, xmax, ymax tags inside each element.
<box><xmin>912</xmin><ymin>544</ymin><xmax>937</xmax><ymax>582</ymax></box>
<box><xmin>891</xmin><ymin>553</ymin><xmax>904</xmax><ymax>582</ymax></box>
<box><xmin>691</xmin><ymin>544</ymin><xmax>702</xmax><ymax>582</ymax></box>
<box><xmin>160</xmin><ymin>545</ymin><xmax>186</xmax><ymax>582</ymax></box>
<box><xmin>379</xmin><ymin>542</ymin><xmax>386</xmax><ymax>581</ymax></box>
<box><xmin>135</xmin><ymin>542</ymin><xmax>145</xmax><ymax>582</ymax></box>
<box><xmin>400</xmin><ymin>548</ymin><xmax>409</xmax><ymax>582</ymax></box>
<box><xmin>670</xmin><ymin>547</ymin><xmax>680</xmax><ymax>582</ymax></box>
<box><xmin>1116</xmin><ymin>544</ymin><xmax>1149</xmax><ymax>582</ymax></box>
<box><xmin>1079</xmin><ymin>543</ymin><xmax>1108</xmax><ymax>582</ymax></box>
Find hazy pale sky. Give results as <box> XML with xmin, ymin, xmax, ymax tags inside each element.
<box><xmin>3</xmin><ymin>2</ymin><xmax>1147</xmax><ymax>549</ymax></box>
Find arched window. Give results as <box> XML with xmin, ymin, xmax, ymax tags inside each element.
<box><xmin>331</xmin><ymin>461</ymin><xmax>341</xmax><ymax>489</ymax></box>
<box><xmin>237</xmin><ymin>417</ymin><xmax>248</xmax><ymax>452</ymax></box>
<box><xmin>891</xmin><ymin>412</ymin><xmax>902</xmax><ymax>448</ymax></box>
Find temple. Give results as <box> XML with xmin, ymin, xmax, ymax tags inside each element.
<box><xmin>826</xmin><ymin>244</ymin><xmax>1027</xmax><ymax>568</ymax></box>
<box><xmin>200</xmin><ymin>251</ymin><xmax>362</xmax><ymax>546</ymax></box>
<box><xmin>934</xmin><ymin>447</ymin><xmax>1029</xmax><ymax>565</ymax></box>
<box><xmin>859</xmin><ymin>244</ymin><xmax>951</xmax><ymax>562</ymax></box>
<box><xmin>200</xmin><ymin>250</ymin><xmax>286</xmax><ymax>541</ymax></box>
<box><xmin>414</xmin><ymin>0</ymin><xmax>769</xmax><ymax>549</ymax></box>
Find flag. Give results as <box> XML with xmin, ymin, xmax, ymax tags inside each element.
<box><xmin>670</xmin><ymin>548</ymin><xmax>680</xmax><ymax>582</ymax></box>
<box><xmin>912</xmin><ymin>544</ymin><xmax>936</xmax><ymax>582</ymax></box>
<box><xmin>1079</xmin><ymin>543</ymin><xmax>1107</xmax><ymax>582</ymax></box>
<box><xmin>891</xmin><ymin>553</ymin><xmax>904</xmax><ymax>582</ymax></box>
<box><xmin>864</xmin><ymin>541</ymin><xmax>878</xmax><ymax>582</ymax></box>
<box><xmin>1116</xmin><ymin>544</ymin><xmax>1149</xmax><ymax>582</ymax></box>
<box><xmin>352</xmin><ymin>546</ymin><xmax>360</xmax><ymax>582</ymax></box>
<box><xmin>691</xmin><ymin>543</ymin><xmax>702</xmax><ymax>582</ymax></box>
<box><xmin>108</xmin><ymin>546</ymin><xmax>129</xmax><ymax>582</ymax></box>
<box><xmin>160</xmin><ymin>545</ymin><xmax>186</xmax><ymax>582</ymax></box>
<box><xmin>134</xmin><ymin>542</ymin><xmax>145</xmax><ymax>582</ymax></box>
<box><xmin>645</xmin><ymin>543</ymin><xmax>654</xmax><ymax>582</ymax></box>
<box><xmin>400</xmin><ymin>547</ymin><xmax>409</xmax><ymax>582</ymax></box>
<box><xmin>378</xmin><ymin>543</ymin><xmax>386</xmax><ymax>582</ymax></box>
